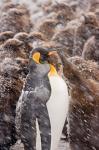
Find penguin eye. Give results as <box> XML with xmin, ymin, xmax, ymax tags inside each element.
<box><xmin>39</xmin><ymin>55</ymin><xmax>48</xmax><ymax>64</ymax></box>
<box><xmin>39</xmin><ymin>60</ymin><xmax>45</xmax><ymax>64</ymax></box>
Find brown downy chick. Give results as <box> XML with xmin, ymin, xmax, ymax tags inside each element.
<box><xmin>14</xmin><ymin>32</ymin><xmax>33</xmax><ymax>58</ymax></box>
<box><xmin>0</xmin><ymin>38</ymin><xmax>30</xmax><ymax>78</ymax></box>
<box><xmin>82</xmin><ymin>28</ymin><xmax>99</xmax><ymax>62</ymax></box>
<box><xmin>38</xmin><ymin>19</ymin><xmax>58</xmax><ymax>40</ymax></box>
<box><xmin>0</xmin><ymin>39</ymin><xmax>26</xmax><ymax>60</ymax></box>
<box><xmin>77</xmin><ymin>12</ymin><xmax>99</xmax><ymax>41</ymax></box>
<box><xmin>0</xmin><ymin>38</ymin><xmax>30</xmax><ymax>79</ymax></box>
<box><xmin>52</xmin><ymin>28</ymin><xmax>75</xmax><ymax>57</ymax></box>
<box><xmin>49</xmin><ymin>3</ymin><xmax>74</xmax><ymax>20</ymax></box>
<box><xmin>71</xmin><ymin>12</ymin><xmax>99</xmax><ymax>56</ymax></box>
<box><xmin>0</xmin><ymin>7</ymin><xmax>32</xmax><ymax>33</ymax></box>
<box><xmin>45</xmin><ymin>3</ymin><xmax>75</xmax><ymax>28</ymax></box>
<box><xmin>0</xmin><ymin>36</ymin><xmax>32</xmax><ymax>149</ymax></box>
<box><xmin>0</xmin><ymin>37</ymin><xmax>30</xmax><ymax>77</ymax></box>
<box><xmin>65</xmin><ymin>16</ymin><xmax>85</xmax><ymax>56</ymax></box>
<box><xmin>0</xmin><ymin>57</ymin><xmax>23</xmax><ymax>149</ymax></box>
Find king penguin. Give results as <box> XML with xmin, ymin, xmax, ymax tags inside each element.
<box><xmin>47</xmin><ymin>51</ymin><xmax>69</xmax><ymax>150</ymax></box>
<box><xmin>15</xmin><ymin>47</ymin><xmax>69</xmax><ymax>150</ymax></box>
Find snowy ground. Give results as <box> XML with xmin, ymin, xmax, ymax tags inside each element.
<box><xmin>10</xmin><ymin>140</ymin><xmax>70</xmax><ymax>150</ymax></box>
<box><xmin>58</xmin><ymin>140</ymin><xmax>70</xmax><ymax>150</ymax></box>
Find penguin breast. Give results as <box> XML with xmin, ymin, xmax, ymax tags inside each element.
<box><xmin>47</xmin><ymin>75</ymin><xmax>69</xmax><ymax>150</ymax></box>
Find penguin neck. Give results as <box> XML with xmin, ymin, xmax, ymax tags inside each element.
<box><xmin>24</xmin><ymin>70</ymin><xmax>48</xmax><ymax>91</ymax></box>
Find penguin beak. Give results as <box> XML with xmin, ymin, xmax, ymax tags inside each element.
<box><xmin>32</xmin><ymin>52</ymin><xmax>40</xmax><ymax>64</ymax></box>
<box><xmin>48</xmin><ymin>51</ymin><xmax>58</xmax><ymax>76</ymax></box>
<box><xmin>48</xmin><ymin>64</ymin><xmax>58</xmax><ymax>76</ymax></box>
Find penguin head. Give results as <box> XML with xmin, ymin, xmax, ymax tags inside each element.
<box><xmin>48</xmin><ymin>51</ymin><xmax>63</xmax><ymax>76</ymax></box>
<box><xmin>29</xmin><ymin>47</ymin><xmax>58</xmax><ymax>76</ymax></box>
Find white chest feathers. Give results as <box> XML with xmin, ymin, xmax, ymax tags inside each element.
<box><xmin>36</xmin><ymin>75</ymin><xmax>69</xmax><ymax>150</ymax></box>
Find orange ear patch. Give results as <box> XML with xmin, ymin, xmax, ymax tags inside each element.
<box><xmin>32</xmin><ymin>52</ymin><xmax>40</xmax><ymax>64</ymax></box>
<box><xmin>48</xmin><ymin>51</ymin><xmax>57</xmax><ymax>56</ymax></box>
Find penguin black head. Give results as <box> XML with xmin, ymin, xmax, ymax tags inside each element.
<box><xmin>29</xmin><ymin>47</ymin><xmax>58</xmax><ymax>76</ymax></box>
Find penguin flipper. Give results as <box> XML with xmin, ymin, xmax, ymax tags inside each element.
<box><xmin>16</xmin><ymin>93</ymin><xmax>36</xmax><ymax>150</ymax></box>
